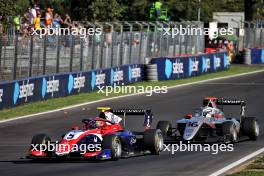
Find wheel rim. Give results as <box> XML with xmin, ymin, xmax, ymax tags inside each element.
<box><xmin>254</xmin><ymin>121</ymin><xmax>260</xmax><ymax>136</ymax></box>
<box><xmin>113</xmin><ymin>139</ymin><xmax>122</xmax><ymax>157</ymax></box>
<box><xmin>232</xmin><ymin>129</ymin><xmax>238</xmax><ymax>142</ymax></box>
<box><xmin>156</xmin><ymin>132</ymin><xmax>164</xmax><ymax>152</ymax></box>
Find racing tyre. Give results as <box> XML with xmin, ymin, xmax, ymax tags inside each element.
<box><xmin>30</xmin><ymin>134</ymin><xmax>52</xmax><ymax>157</ymax></box>
<box><xmin>102</xmin><ymin>135</ymin><xmax>122</xmax><ymax>161</ymax></box>
<box><xmin>156</xmin><ymin>121</ymin><xmax>172</xmax><ymax>136</ymax></box>
<box><xmin>222</xmin><ymin>122</ymin><xmax>238</xmax><ymax>143</ymax></box>
<box><xmin>144</xmin><ymin>129</ymin><xmax>164</xmax><ymax>155</ymax></box>
<box><xmin>241</xmin><ymin>117</ymin><xmax>259</xmax><ymax>140</ymax></box>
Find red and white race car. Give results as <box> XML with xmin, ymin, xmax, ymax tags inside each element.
<box><xmin>28</xmin><ymin>107</ymin><xmax>163</xmax><ymax>161</ymax></box>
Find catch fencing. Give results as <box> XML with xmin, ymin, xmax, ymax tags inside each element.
<box><xmin>0</xmin><ymin>21</ymin><xmax>204</xmax><ymax>82</ymax></box>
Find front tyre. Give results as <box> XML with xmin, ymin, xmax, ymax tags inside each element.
<box><xmin>222</xmin><ymin>122</ymin><xmax>238</xmax><ymax>143</ymax></box>
<box><xmin>102</xmin><ymin>134</ymin><xmax>122</xmax><ymax>161</ymax></box>
<box><xmin>242</xmin><ymin>117</ymin><xmax>259</xmax><ymax>140</ymax></box>
<box><xmin>144</xmin><ymin>129</ymin><xmax>164</xmax><ymax>155</ymax></box>
<box><xmin>30</xmin><ymin>134</ymin><xmax>52</xmax><ymax>158</ymax></box>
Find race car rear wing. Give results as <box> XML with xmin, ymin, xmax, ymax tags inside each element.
<box><xmin>203</xmin><ymin>97</ymin><xmax>246</xmax><ymax>118</ymax></box>
<box><xmin>113</xmin><ymin>109</ymin><xmax>153</xmax><ymax>129</ymax></box>
<box><xmin>217</xmin><ymin>98</ymin><xmax>246</xmax><ymax>118</ymax></box>
<box><xmin>216</xmin><ymin>99</ymin><xmax>246</xmax><ymax>106</ymax></box>
<box><xmin>97</xmin><ymin>107</ymin><xmax>153</xmax><ymax>129</ymax></box>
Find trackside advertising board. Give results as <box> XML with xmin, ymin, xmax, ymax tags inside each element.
<box><xmin>151</xmin><ymin>52</ymin><xmax>229</xmax><ymax>80</ymax></box>
<box><xmin>251</xmin><ymin>48</ymin><xmax>264</xmax><ymax>64</ymax></box>
<box><xmin>0</xmin><ymin>64</ymin><xmax>143</xmax><ymax>110</ymax></box>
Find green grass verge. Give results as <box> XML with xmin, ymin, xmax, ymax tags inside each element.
<box><xmin>228</xmin><ymin>156</ymin><xmax>264</xmax><ymax>176</ymax></box>
<box><xmin>0</xmin><ymin>65</ymin><xmax>263</xmax><ymax>120</ymax></box>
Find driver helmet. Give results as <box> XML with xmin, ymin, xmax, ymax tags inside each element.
<box><xmin>203</xmin><ymin>107</ymin><xmax>214</xmax><ymax>118</ymax></box>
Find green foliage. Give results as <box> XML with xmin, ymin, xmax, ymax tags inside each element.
<box><xmin>0</xmin><ymin>0</ymin><xmax>16</xmax><ymax>17</ymax></box>
<box><xmin>1</xmin><ymin>0</ymin><xmax>263</xmax><ymax>22</ymax></box>
<box><xmin>14</xmin><ymin>0</ymin><xmax>31</xmax><ymax>15</ymax></box>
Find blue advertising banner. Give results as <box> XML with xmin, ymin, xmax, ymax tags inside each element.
<box><xmin>0</xmin><ymin>64</ymin><xmax>143</xmax><ymax>110</ymax></box>
<box><xmin>251</xmin><ymin>48</ymin><xmax>264</xmax><ymax>64</ymax></box>
<box><xmin>151</xmin><ymin>52</ymin><xmax>229</xmax><ymax>81</ymax></box>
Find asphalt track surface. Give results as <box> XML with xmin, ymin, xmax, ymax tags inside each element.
<box><xmin>0</xmin><ymin>72</ymin><xmax>264</xmax><ymax>176</ymax></box>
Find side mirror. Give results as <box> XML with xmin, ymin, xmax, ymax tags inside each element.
<box><xmin>185</xmin><ymin>113</ymin><xmax>193</xmax><ymax>119</ymax></box>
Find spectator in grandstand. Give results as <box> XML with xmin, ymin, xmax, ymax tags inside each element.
<box><xmin>13</xmin><ymin>14</ymin><xmax>21</xmax><ymax>34</ymax></box>
<box><xmin>45</xmin><ymin>7</ymin><xmax>53</xmax><ymax>28</ymax></box>
<box><xmin>22</xmin><ymin>18</ymin><xmax>31</xmax><ymax>37</ymax></box>
<box><xmin>63</xmin><ymin>14</ymin><xmax>72</xmax><ymax>28</ymax></box>
<box><xmin>30</xmin><ymin>5</ymin><xmax>37</xmax><ymax>23</ymax></box>
<box><xmin>0</xmin><ymin>15</ymin><xmax>3</xmax><ymax>35</ymax></box>
<box><xmin>53</xmin><ymin>13</ymin><xmax>63</xmax><ymax>28</ymax></box>
<box><xmin>33</xmin><ymin>12</ymin><xmax>41</xmax><ymax>31</ymax></box>
<box><xmin>154</xmin><ymin>0</ymin><xmax>162</xmax><ymax>18</ymax></box>
<box><xmin>227</xmin><ymin>40</ymin><xmax>235</xmax><ymax>62</ymax></box>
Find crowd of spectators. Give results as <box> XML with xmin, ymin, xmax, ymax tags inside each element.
<box><xmin>10</xmin><ymin>4</ymin><xmax>77</xmax><ymax>37</ymax></box>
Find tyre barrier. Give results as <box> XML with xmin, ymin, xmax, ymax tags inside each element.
<box><xmin>243</xmin><ymin>48</ymin><xmax>251</xmax><ymax>65</ymax></box>
<box><xmin>145</xmin><ymin>64</ymin><xmax>158</xmax><ymax>81</ymax></box>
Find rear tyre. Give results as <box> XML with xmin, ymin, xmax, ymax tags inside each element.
<box><xmin>156</xmin><ymin>121</ymin><xmax>172</xmax><ymax>136</ymax></box>
<box><xmin>102</xmin><ymin>135</ymin><xmax>122</xmax><ymax>161</ymax></box>
<box><xmin>241</xmin><ymin>117</ymin><xmax>259</xmax><ymax>140</ymax></box>
<box><xmin>144</xmin><ymin>129</ymin><xmax>164</xmax><ymax>155</ymax></box>
<box><xmin>222</xmin><ymin>122</ymin><xmax>238</xmax><ymax>143</ymax></box>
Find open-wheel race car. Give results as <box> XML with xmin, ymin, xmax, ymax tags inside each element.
<box><xmin>28</xmin><ymin>107</ymin><xmax>163</xmax><ymax>161</ymax></box>
<box><xmin>156</xmin><ymin>97</ymin><xmax>259</xmax><ymax>143</ymax></box>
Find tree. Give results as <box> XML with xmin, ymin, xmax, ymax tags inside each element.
<box><xmin>88</xmin><ymin>0</ymin><xmax>124</xmax><ymax>21</ymax></box>
<box><xmin>0</xmin><ymin>0</ymin><xmax>16</xmax><ymax>17</ymax></box>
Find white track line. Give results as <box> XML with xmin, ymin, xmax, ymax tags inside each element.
<box><xmin>209</xmin><ymin>147</ymin><xmax>264</xmax><ymax>176</ymax></box>
<box><xmin>1</xmin><ymin>69</ymin><xmax>264</xmax><ymax>124</ymax></box>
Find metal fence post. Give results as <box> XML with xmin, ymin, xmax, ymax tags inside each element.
<box><xmin>80</xmin><ymin>37</ymin><xmax>83</xmax><ymax>71</ymax></box>
<box><xmin>105</xmin><ymin>22</ymin><xmax>114</xmax><ymax>67</ymax></box>
<box><xmin>149</xmin><ymin>22</ymin><xmax>157</xmax><ymax>57</ymax></box>
<box><xmin>69</xmin><ymin>35</ymin><xmax>74</xmax><ymax>72</ymax></box>
<box><xmin>99</xmin><ymin>32</ymin><xmax>104</xmax><ymax>68</ymax></box>
<box><xmin>0</xmin><ymin>34</ymin><xmax>2</xmax><ymax>70</ymax></box>
<box><xmin>135</xmin><ymin>22</ymin><xmax>143</xmax><ymax>64</ymax></box>
<box><xmin>260</xmin><ymin>28</ymin><xmax>263</xmax><ymax>47</ymax></box>
<box><xmin>115</xmin><ymin>23</ymin><xmax>123</xmax><ymax>65</ymax></box>
<box><xmin>56</xmin><ymin>36</ymin><xmax>60</xmax><ymax>73</ymax></box>
<box><xmin>13</xmin><ymin>35</ymin><xmax>18</xmax><ymax>80</ymax></box>
<box><xmin>125</xmin><ymin>22</ymin><xmax>133</xmax><ymax>64</ymax></box>
<box><xmin>28</xmin><ymin>35</ymin><xmax>34</xmax><ymax>77</ymax></box>
<box><xmin>43</xmin><ymin>35</ymin><xmax>47</xmax><ymax>75</ymax></box>
<box><xmin>142</xmin><ymin>22</ymin><xmax>150</xmax><ymax>59</ymax></box>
